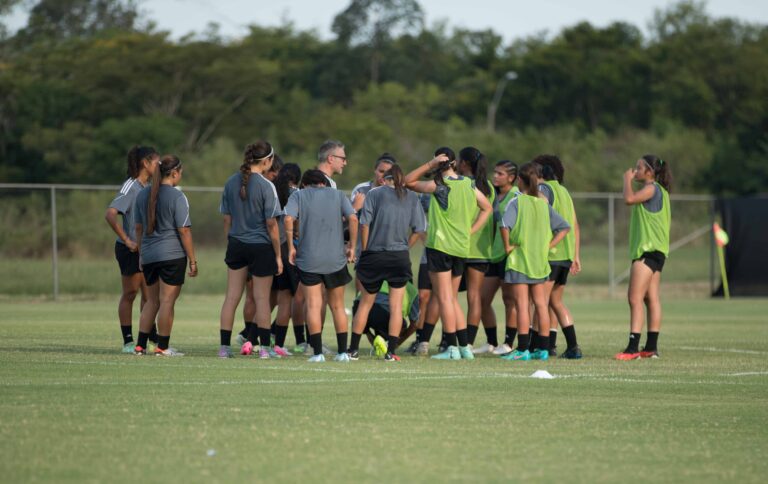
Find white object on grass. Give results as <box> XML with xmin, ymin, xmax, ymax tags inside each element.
<box><xmin>530</xmin><ymin>370</ymin><xmax>554</xmax><ymax>379</ymax></box>
<box><xmin>207</xmin><ymin>449</ymin><xmax>216</xmax><ymax>457</ymax></box>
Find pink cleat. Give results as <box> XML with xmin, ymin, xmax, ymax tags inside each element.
<box><xmin>240</xmin><ymin>341</ymin><xmax>253</xmax><ymax>356</ymax></box>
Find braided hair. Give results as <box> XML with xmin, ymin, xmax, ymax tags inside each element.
<box><xmin>147</xmin><ymin>155</ymin><xmax>182</xmax><ymax>235</ymax></box>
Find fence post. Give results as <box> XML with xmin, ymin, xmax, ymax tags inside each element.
<box><xmin>710</xmin><ymin>199</ymin><xmax>716</xmax><ymax>297</ymax></box>
<box><xmin>608</xmin><ymin>194</ymin><xmax>615</xmax><ymax>297</ymax></box>
<box><xmin>50</xmin><ymin>186</ymin><xmax>59</xmax><ymax>300</ymax></box>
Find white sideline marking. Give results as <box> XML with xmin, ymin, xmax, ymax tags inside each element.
<box><xmin>679</xmin><ymin>346</ymin><xmax>768</xmax><ymax>355</ymax></box>
<box><xmin>721</xmin><ymin>371</ymin><xmax>768</xmax><ymax>377</ymax></box>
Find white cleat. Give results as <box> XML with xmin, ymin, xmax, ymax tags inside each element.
<box><xmin>472</xmin><ymin>343</ymin><xmax>496</xmax><ymax>354</ymax></box>
<box><xmin>492</xmin><ymin>343</ymin><xmax>514</xmax><ymax>355</ymax></box>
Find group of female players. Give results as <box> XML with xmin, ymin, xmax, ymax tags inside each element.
<box><xmin>106</xmin><ymin>140</ymin><xmax>672</xmax><ymax>362</ymax></box>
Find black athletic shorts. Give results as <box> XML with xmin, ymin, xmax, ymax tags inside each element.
<box><xmin>426</xmin><ymin>248</ymin><xmax>465</xmax><ymax>276</ymax></box>
<box><xmin>548</xmin><ymin>262</ymin><xmax>572</xmax><ymax>285</ymax></box>
<box><xmin>299</xmin><ymin>265</ymin><xmax>352</xmax><ymax>289</ymax></box>
<box><xmin>465</xmin><ymin>261</ymin><xmax>490</xmax><ymax>275</ymax></box>
<box><xmin>272</xmin><ymin>242</ymin><xmax>299</xmax><ymax>294</ymax></box>
<box><xmin>115</xmin><ymin>241</ymin><xmax>141</xmax><ymax>276</ymax></box>
<box><xmin>417</xmin><ymin>262</ymin><xmax>432</xmax><ymax>290</ymax></box>
<box><xmin>143</xmin><ymin>257</ymin><xmax>187</xmax><ymax>286</ymax></box>
<box><xmin>356</xmin><ymin>250</ymin><xmax>412</xmax><ymax>294</ymax></box>
<box><xmin>634</xmin><ymin>251</ymin><xmax>666</xmax><ymax>273</ymax></box>
<box><xmin>225</xmin><ymin>238</ymin><xmax>277</xmax><ymax>277</ymax></box>
<box><xmin>485</xmin><ymin>259</ymin><xmax>506</xmax><ymax>279</ymax></box>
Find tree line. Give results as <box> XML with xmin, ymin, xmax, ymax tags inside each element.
<box><xmin>0</xmin><ymin>0</ymin><xmax>766</xmax><ymax>194</ymax></box>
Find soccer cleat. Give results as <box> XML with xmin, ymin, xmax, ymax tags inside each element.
<box><xmin>492</xmin><ymin>343</ymin><xmax>514</xmax><ymax>356</ymax></box>
<box><xmin>472</xmin><ymin>343</ymin><xmax>495</xmax><ymax>354</ymax></box>
<box><xmin>333</xmin><ymin>352</ymin><xmax>351</xmax><ymax>362</ymax></box>
<box><xmin>133</xmin><ymin>345</ymin><xmax>146</xmax><ymax>356</ymax></box>
<box><xmin>154</xmin><ymin>347</ymin><xmax>184</xmax><ymax>357</ymax></box>
<box><xmin>561</xmin><ymin>346</ymin><xmax>583</xmax><ymax>359</ymax></box>
<box><xmin>373</xmin><ymin>335</ymin><xmax>388</xmax><ymax>357</ymax></box>
<box><xmin>307</xmin><ymin>354</ymin><xmax>325</xmax><ymax>363</ymax></box>
<box><xmin>415</xmin><ymin>342</ymin><xmax>430</xmax><ymax>356</ymax></box>
<box><xmin>240</xmin><ymin>341</ymin><xmax>254</xmax><ymax>356</ymax></box>
<box><xmin>348</xmin><ymin>350</ymin><xmax>359</xmax><ymax>361</ymax></box>
<box><xmin>384</xmin><ymin>353</ymin><xmax>401</xmax><ymax>362</ymax></box>
<box><xmin>437</xmin><ymin>340</ymin><xmax>448</xmax><ymax>354</ymax></box>
<box><xmin>639</xmin><ymin>349</ymin><xmax>660</xmax><ymax>359</ymax></box>
<box><xmin>218</xmin><ymin>346</ymin><xmax>234</xmax><ymax>358</ymax></box>
<box><xmin>501</xmin><ymin>349</ymin><xmax>531</xmax><ymax>361</ymax></box>
<box><xmin>404</xmin><ymin>340</ymin><xmax>419</xmax><ymax>355</ymax></box>
<box><xmin>615</xmin><ymin>351</ymin><xmax>641</xmax><ymax>360</ymax></box>
<box><xmin>122</xmin><ymin>342</ymin><xmax>136</xmax><ymax>354</ymax></box>
<box><xmin>548</xmin><ymin>348</ymin><xmax>557</xmax><ymax>357</ymax></box>
<box><xmin>458</xmin><ymin>346</ymin><xmax>475</xmax><ymax>360</ymax></box>
<box><xmin>531</xmin><ymin>348</ymin><xmax>550</xmax><ymax>361</ymax></box>
<box><xmin>258</xmin><ymin>347</ymin><xmax>271</xmax><ymax>359</ymax></box>
<box><xmin>292</xmin><ymin>342</ymin><xmax>309</xmax><ymax>354</ymax></box>
<box><xmin>147</xmin><ymin>341</ymin><xmax>157</xmax><ymax>353</ymax></box>
<box><xmin>235</xmin><ymin>333</ymin><xmax>247</xmax><ymax>346</ymax></box>
<box><xmin>273</xmin><ymin>345</ymin><xmax>290</xmax><ymax>357</ymax></box>
<box><xmin>431</xmin><ymin>345</ymin><xmax>460</xmax><ymax>360</ymax></box>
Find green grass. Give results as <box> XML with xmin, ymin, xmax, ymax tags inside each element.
<box><xmin>1</xmin><ymin>296</ymin><xmax>767</xmax><ymax>483</ymax></box>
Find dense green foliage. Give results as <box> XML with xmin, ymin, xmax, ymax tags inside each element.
<box><xmin>1</xmin><ymin>0</ymin><xmax>766</xmax><ymax>193</ymax></box>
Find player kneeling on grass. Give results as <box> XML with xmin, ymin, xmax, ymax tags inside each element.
<box><xmin>284</xmin><ymin>169</ymin><xmax>357</xmax><ymax>362</ymax></box>
<box><xmin>133</xmin><ymin>155</ymin><xmax>197</xmax><ymax>356</ymax></box>
<box><xmin>348</xmin><ymin>165</ymin><xmax>426</xmax><ymax>361</ymax></box>
<box><xmin>499</xmin><ymin>162</ymin><xmax>570</xmax><ymax>362</ymax></box>
<box><xmin>351</xmin><ymin>281</ymin><xmax>420</xmax><ymax>359</ymax></box>
<box><xmin>615</xmin><ymin>155</ymin><xmax>672</xmax><ymax>360</ymax></box>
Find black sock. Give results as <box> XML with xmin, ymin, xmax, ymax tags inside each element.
<box><xmin>645</xmin><ymin>332</ymin><xmax>659</xmax><ymax>352</ymax></box>
<box><xmin>220</xmin><ymin>329</ymin><xmax>232</xmax><ymax>346</ymax></box>
<box><xmin>549</xmin><ymin>329</ymin><xmax>558</xmax><ymax>349</ymax></box>
<box><xmin>466</xmin><ymin>325</ymin><xmax>479</xmax><ymax>345</ymax></box>
<box><xmin>562</xmin><ymin>325</ymin><xmax>578</xmax><ymax>349</ymax></box>
<box><xmin>305</xmin><ymin>324</ymin><xmax>311</xmax><ymax>342</ymax></box>
<box><xmin>625</xmin><ymin>332</ymin><xmax>641</xmax><ymax>353</ymax></box>
<box><xmin>239</xmin><ymin>321</ymin><xmax>251</xmax><ymax>338</ymax></box>
<box><xmin>259</xmin><ymin>327</ymin><xmax>272</xmax><ymax>348</ymax></box>
<box><xmin>247</xmin><ymin>324</ymin><xmax>259</xmax><ymax>345</ymax></box>
<box><xmin>274</xmin><ymin>325</ymin><xmax>289</xmax><ymax>347</ymax></box>
<box><xmin>445</xmin><ymin>332</ymin><xmax>457</xmax><ymax>347</ymax></box>
<box><xmin>421</xmin><ymin>322</ymin><xmax>436</xmax><ymax>343</ymax></box>
<box><xmin>387</xmin><ymin>335</ymin><xmax>399</xmax><ymax>355</ymax></box>
<box><xmin>504</xmin><ymin>327</ymin><xmax>517</xmax><ymax>346</ymax></box>
<box><xmin>439</xmin><ymin>331</ymin><xmax>447</xmax><ymax>347</ymax></box>
<box><xmin>484</xmin><ymin>326</ymin><xmax>498</xmax><ymax>346</ymax></box>
<box><xmin>538</xmin><ymin>334</ymin><xmax>549</xmax><ymax>352</ymax></box>
<box><xmin>456</xmin><ymin>328</ymin><xmax>469</xmax><ymax>347</ymax></box>
<box><xmin>149</xmin><ymin>325</ymin><xmax>159</xmax><ymax>343</ymax></box>
<box><xmin>120</xmin><ymin>325</ymin><xmax>133</xmax><ymax>344</ymax></box>
<box><xmin>270</xmin><ymin>320</ymin><xmax>276</xmax><ymax>335</ymax></box>
<box><xmin>336</xmin><ymin>332</ymin><xmax>348</xmax><ymax>354</ymax></box>
<box><xmin>137</xmin><ymin>331</ymin><xmax>149</xmax><ymax>349</ymax></box>
<box><xmin>309</xmin><ymin>332</ymin><xmax>322</xmax><ymax>356</ymax></box>
<box><xmin>530</xmin><ymin>330</ymin><xmax>539</xmax><ymax>351</ymax></box>
<box><xmin>158</xmin><ymin>335</ymin><xmax>170</xmax><ymax>351</ymax></box>
<box><xmin>349</xmin><ymin>332</ymin><xmax>362</xmax><ymax>352</ymax></box>
<box><xmin>293</xmin><ymin>324</ymin><xmax>306</xmax><ymax>344</ymax></box>
<box><xmin>415</xmin><ymin>328</ymin><xmax>423</xmax><ymax>343</ymax></box>
<box><xmin>517</xmin><ymin>332</ymin><xmax>530</xmax><ymax>352</ymax></box>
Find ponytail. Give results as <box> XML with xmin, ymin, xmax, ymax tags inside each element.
<box><xmin>385</xmin><ymin>164</ymin><xmax>407</xmax><ymax>199</ymax></box>
<box><xmin>240</xmin><ymin>141</ymin><xmax>274</xmax><ymax>200</ymax></box>
<box><xmin>459</xmin><ymin>146</ymin><xmax>490</xmax><ymax>196</ymax></box>
<box><xmin>126</xmin><ymin>145</ymin><xmax>157</xmax><ymax>179</ymax></box>
<box><xmin>432</xmin><ymin>146</ymin><xmax>456</xmax><ymax>187</ymax></box>
<box><xmin>518</xmin><ymin>162</ymin><xmax>540</xmax><ymax>198</ymax></box>
<box><xmin>642</xmin><ymin>154</ymin><xmax>673</xmax><ymax>193</ymax></box>
<box><xmin>146</xmin><ymin>155</ymin><xmax>182</xmax><ymax>235</ymax></box>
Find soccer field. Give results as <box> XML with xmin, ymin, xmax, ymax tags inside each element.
<box><xmin>1</xmin><ymin>296</ymin><xmax>767</xmax><ymax>483</ymax></box>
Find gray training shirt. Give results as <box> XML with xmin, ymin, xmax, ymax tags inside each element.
<box><xmin>134</xmin><ymin>185</ymin><xmax>191</xmax><ymax>264</ymax></box>
<box><xmin>220</xmin><ymin>172</ymin><xmax>281</xmax><ymax>245</ymax></box>
<box><xmin>284</xmin><ymin>186</ymin><xmax>354</xmax><ymax>274</ymax></box>
<box><xmin>108</xmin><ymin>178</ymin><xmax>146</xmax><ymax>244</ymax></box>
<box><xmin>359</xmin><ymin>186</ymin><xmax>426</xmax><ymax>252</ymax></box>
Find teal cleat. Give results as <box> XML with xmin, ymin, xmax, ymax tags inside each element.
<box><xmin>531</xmin><ymin>349</ymin><xmax>550</xmax><ymax>361</ymax></box>
<box><xmin>431</xmin><ymin>345</ymin><xmax>460</xmax><ymax>360</ymax></box>
<box><xmin>373</xmin><ymin>335</ymin><xmax>388</xmax><ymax>357</ymax></box>
<box><xmin>458</xmin><ymin>346</ymin><xmax>475</xmax><ymax>360</ymax></box>
<box><xmin>501</xmin><ymin>349</ymin><xmax>531</xmax><ymax>361</ymax></box>
<box><xmin>122</xmin><ymin>342</ymin><xmax>135</xmax><ymax>354</ymax></box>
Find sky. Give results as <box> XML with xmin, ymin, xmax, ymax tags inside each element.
<box><xmin>4</xmin><ymin>0</ymin><xmax>767</xmax><ymax>42</ymax></box>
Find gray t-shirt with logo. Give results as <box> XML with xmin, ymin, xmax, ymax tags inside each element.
<box><xmin>359</xmin><ymin>186</ymin><xmax>426</xmax><ymax>252</ymax></box>
<box><xmin>284</xmin><ymin>187</ymin><xmax>354</xmax><ymax>274</ymax></box>
<box><xmin>134</xmin><ymin>185</ymin><xmax>191</xmax><ymax>264</ymax></box>
<box><xmin>108</xmin><ymin>178</ymin><xmax>146</xmax><ymax>244</ymax></box>
<box><xmin>220</xmin><ymin>172</ymin><xmax>281</xmax><ymax>245</ymax></box>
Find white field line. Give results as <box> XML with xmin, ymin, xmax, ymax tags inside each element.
<box><xmin>678</xmin><ymin>346</ymin><xmax>768</xmax><ymax>355</ymax></box>
<box><xmin>721</xmin><ymin>371</ymin><xmax>768</xmax><ymax>377</ymax></box>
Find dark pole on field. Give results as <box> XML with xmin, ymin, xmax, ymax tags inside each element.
<box><xmin>608</xmin><ymin>194</ymin><xmax>615</xmax><ymax>297</ymax></box>
<box><xmin>710</xmin><ymin>199</ymin><xmax>715</xmax><ymax>297</ymax></box>
<box><xmin>50</xmin><ymin>186</ymin><xmax>59</xmax><ymax>300</ymax></box>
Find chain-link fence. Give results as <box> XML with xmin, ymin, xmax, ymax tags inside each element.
<box><xmin>0</xmin><ymin>183</ymin><xmax>717</xmax><ymax>299</ymax></box>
